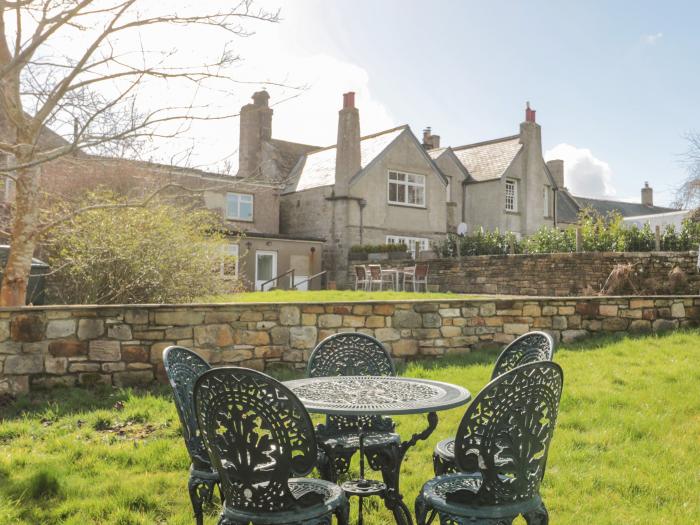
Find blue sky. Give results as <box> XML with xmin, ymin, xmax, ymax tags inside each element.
<box><xmin>223</xmin><ymin>0</ymin><xmax>698</xmax><ymax>206</ymax></box>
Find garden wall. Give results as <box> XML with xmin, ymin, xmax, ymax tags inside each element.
<box><xmin>349</xmin><ymin>252</ymin><xmax>700</xmax><ymax>295</ymax></box>
<box><xmin>1</xmin><ymin>295</ymin><xmax>699</xmax><ymax>394</ymax></box>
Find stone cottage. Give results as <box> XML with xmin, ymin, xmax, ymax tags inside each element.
<box><xmin>237</xmin><ymin>91</ymin><xmax>563</xmax><ymax>286</ymax></box>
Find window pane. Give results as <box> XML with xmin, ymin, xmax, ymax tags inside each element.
<box><xmin>257</xmin><ymin>255</ymin><xmax>274</xmax><ymax>280</ymax></box>
<box><xmin>227</xmin><ymin>194</ymin><xmax>239</xmax><ymax>217</ymax></box>
<box><xmin>398</xmin><ymin>184</ymin><xmax>406</xmax><ymax>202</ymax></box>
<box><xmin>408</xmin><ymin>185</ymin><xmax>416</xmax><ymax>204</ymax></box>
<box><xmin>389</xmin><ymin>182</ymin><xmax>397</xmax><ymax>202</ymax></box>
<box><xmin>239</xmin><ymin>201</ymin><xmax>253</xmax><ymax>220</ymax></box>
<box><xmin>417</xmin><ymin>187</ymin><xmax>425</xmax><ymax>206</ymax></box>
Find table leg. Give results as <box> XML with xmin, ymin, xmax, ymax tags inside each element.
<box><xmin>366</xmin><ymin>412</ymin><xmax>439</xmax><ymax>525</ymax></box>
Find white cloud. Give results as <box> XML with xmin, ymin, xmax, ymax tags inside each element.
<box><xmin>146</xmin><ymin>3</ymin><xmax>396</xmax><ymax>170</ymax></box>
<box><xmin>545</xmin><ymin>143</ymin><xmax>616</xmax><ymax>198</ymax></box>
<box><xmin>643</xmin><ymin>32</ymin><xmax>663</xmax><ymax>45</ymax></box>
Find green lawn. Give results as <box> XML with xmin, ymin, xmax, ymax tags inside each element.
<box><xmin>204</xmin><ymin>289</ymin><xmax>468</xmax><ymax>303</ymax></box>
<box><xmin>1</xmin><ymin>331</ymin><xmax>699</xmax><ymax>524</ymax></box>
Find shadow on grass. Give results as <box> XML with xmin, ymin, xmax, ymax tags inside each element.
<box><xmin>0</xmin><ymin>384</ymin><xmax>172</xmax><ymax>422</ymax></box>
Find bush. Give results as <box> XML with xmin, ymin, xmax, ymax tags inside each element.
<box><xmin>436</xmin><ymin>228</ymin><xmax>519</xmax><ymax>257</ymax></box>
<box><xmin>350</xmin><ymin>243</ymin><xmax>408</xmax><ymax>253</ymax></box>
<box><xmin>45</xmin><ymin>194</ymin><xmax>233</xmax><ymax>304</ymax></box>
<box><xmin>436</xmin><ymin>211</ymin><xmax>700</xmax><ymax>258</ymax></box>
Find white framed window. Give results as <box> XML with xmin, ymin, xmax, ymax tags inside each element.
<box><xmin>226</xmin><ymin>192</ymin><xmax>254</xmax><ymax>221</ymax></box>
<box><xmin>221</xmin><ymin>243</ymin><xmax>239</xmax><ymax>278</ymax></box>
<box><xmin>505</xmin><ymin>179</ymin><xmax>517</xmax><ymax>212</ymax></box>
<box><xmin>388</xmin><ymin>170</ymin><xmax>426</xmax><ymax>207</ymax></box>
<box><xmin>386</xmin><ymin>235</ymin><xmax>430</xmax><ymax>258</ymax></box>
<box><xmin>543</xmin><ymin>186</ymin><xmax>550</xmax><ymax>217</ymax></box>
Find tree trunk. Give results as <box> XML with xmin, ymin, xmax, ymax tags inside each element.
<box><xmin>0</xmin><ymin>162</ymin><xmax>41</xmax><ymax>306</ymax></box>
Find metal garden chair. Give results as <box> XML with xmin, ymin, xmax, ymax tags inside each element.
<box><xmin>306</xmin><ymin>332</ymin><xmax>400</xmax><ymax>484</ymax></box>
<box><xmin>416</xmin><ymin>361</ymin><xmax>564</xmax><ymax>525</ymax></box>
<box><xmin>193</xmin><ymin>367</ymin><xmax>349</xmax><ymax>525</ymax></box>
<box><xmin>163</xmin><ymin>346</ymin><xmax>219</xmax><ymax>525</ymax></box>
<box><xmin>433</xmin><ymin>331</ymin><xmax>555</xmax><ymax>476</ymax></box>
<box><xmin>403</xmin><ymin>262</ymin><xmax>430</xmax><ymax>292</ymax></box>
<box><xmin>354</xmin><ymin>265</ymin><xmax>370</xmax><ymax>291</ymax></box>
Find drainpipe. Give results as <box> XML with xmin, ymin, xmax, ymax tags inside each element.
<box><xmin>461</xmin><ymin>180</ymin><xmax>467</xmax><ymax>223</ymax></box>
<box><xmin>553</xmin><ymin>188</ymin><xmax>558</xmax><ymax>228</ymax></box>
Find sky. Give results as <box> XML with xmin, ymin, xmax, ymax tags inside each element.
<box><xmin>21</xmin><ymin>0</ymin><xmax>700</xmax><ymax>206</ymax></box>
<box><xmin>196</xmin><ymin>0</ymin><xmax>697</xmax><ymax>207</ymax></box>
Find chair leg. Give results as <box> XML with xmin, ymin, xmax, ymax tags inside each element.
<box><xmin>188</xmin><ymin>475</ymin><xmax>211</xmax><ymax>525</ymax></box>
<box><xmin>523</xmin><ymin>501</ymin><xmax>549</xmax><ymax>525</ymax></box>
<box><xmin>335</xmin><ymin>500</ymin><xmax>350</xmax><ymax>525</ymax></box>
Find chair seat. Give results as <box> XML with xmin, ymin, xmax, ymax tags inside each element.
<box><xmin>222</xmin><ymin>478</ymin><xmax>346</xmax><ymax>524</ymax></box>
<box><xmin>189</xmin><ymin>463</ymin><xmax>219</xmax><ymax>481</ymax></box>
<box><xmin>434</xmin><ymin>437</ymin><xmax>455</xmax><ymax>461</ymax></box>
<box><xmin>419</xmin><ymin>473</ymin><xmax>543</xmax><ymax>519</ymax></box>
<box><xmin>319</xmin><ymin>430</ymin><xmax>401</xmax><ymax>449</ymax></box>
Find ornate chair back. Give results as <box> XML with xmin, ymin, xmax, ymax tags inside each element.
<box><xmin>307</xmin><ymin>333</ymin><xmax>395</xmax><ymax>435</ymax></box>
<box><xmin>491</xmin><ymin>331</ymin><xmax>554</xmax><ymax>380</ymax></box>
<box><xmin>367</xmin><ymin>264</ymin><xmax>382</xmax><ymax>280</ymax></box>
<box><xmin>415</xmin><ymin>262</ymin><xmax>429</xmax><ymax>280</ymax></box>
<box><xmin>162</xmin><ymin>346</ymin><xmax>212</xmax><ymax>471</ymax></box>
<box><xmin>194</xmin><ymin>367</ymin><xmax>318</xmax><ymax>513</ymax></box>
<box><xmin>355</xmin><ymin>265</ymin><xmax>367</xmax><ymax>281</ymax></box>
<box><xmin>453</xmin><ymin>361</ymin><xmax>563</xmax><ymax>506</ymax></box>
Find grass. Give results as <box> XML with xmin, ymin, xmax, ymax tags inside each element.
<box><xmin>1</xmin><ymin>330</ymin><xmax>699</xmax><ymax>524</ymax></box>
<box><xmin>204</xmin><ymin>289</ymin><xmax>469</xmax><ymax>303</ymax></box>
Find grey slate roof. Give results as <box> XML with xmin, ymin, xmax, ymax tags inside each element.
<box><xmin>555</xmin><ymin>189</ymin><xmax>679</xmax><ymax>224</ymax></box>
<box><xmin>269</xmin><ymin>139</ymin><xmax>320</xmax><ymax>178</ymax></box>
<box><xmin>555</xmin><ymin>190</ymin><xmax>582</xmax><ymax>224</ymax></box>
<box><xmin>451</xmin><ymin>135</ymin><xmax>522</xmax><ymax>182</ymax></box>
<box><xmin>283</xmin><ymin>125</ymin><xmax>407</xmax><ymax>194</ymax></box>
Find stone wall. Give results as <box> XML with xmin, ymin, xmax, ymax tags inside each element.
<box><xmin>348</xmin><ymin>252</ymin><xmax>700</xmax><ymax>295</ymax></box>
<box><xmin>1</xmin><ymin>296</ymin><xmax>699</xmax><ymax>395</ymax></box>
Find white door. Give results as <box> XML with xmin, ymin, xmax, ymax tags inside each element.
<box><xmin>255</xmin><ymin>251</ymin><xmax>277</xmax><ymax>291</ymax></box>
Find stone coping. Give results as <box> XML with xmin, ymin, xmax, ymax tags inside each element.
<box><xmin>2</xmin><ymin>293</ymin><xmax>700</xmax><ymax>312</ymax></box>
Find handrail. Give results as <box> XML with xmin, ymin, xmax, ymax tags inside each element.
<box><xmin>261</xmin><ymin>269</ymin><xmax>295</xmax><ymax>292</ymax></box>
<box><xmin>292</xmin><ymin>270</ymin><xmax>327</xmax><ymax>290</ymax></box>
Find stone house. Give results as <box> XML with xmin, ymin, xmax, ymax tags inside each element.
<box><xmin>237</xmin><ymin>91</ymin><xmax>562</xmax><ymax>286</ymax></box>
<box><xmin>0</xmin><ymin>122</ymin><xmax>324</xmax><ymax>294</ymax></box>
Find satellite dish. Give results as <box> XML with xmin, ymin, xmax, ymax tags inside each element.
<box><xmin>457</xmin><ymin>222</ymin><xmax>468</xmax><ymax>236</ymax></box>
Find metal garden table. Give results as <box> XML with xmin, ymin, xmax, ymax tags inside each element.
<box><xmin>284</xmin><ymin>376</ymin><xmax>471</xmax><ymax>525</ymax></box>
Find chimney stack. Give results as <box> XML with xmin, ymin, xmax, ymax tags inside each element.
<box><xmin>546</xmin><ymin>159</ymin><xmax>565</xmax><ymax>189</ymax></box>
<box><xmin>422</xmin><ymin>127</ymin><xmax>441</xmax><ymax>150</ymax></box>
<box><xmin>238</xmin><ymin>90</ymin><xmax>272</xmax><ymax>177</ymax></box>
<box><xmin>525</xmin><ymin>101</ymin><xmax>536</xmax><ymax>123</ymax></box>
<box><xmin>641</xmin><ymin>181</ymin><xmax>653</xmax><ymax>206</ymax></box>
<box><xmin>335</xmin><ymin>91</ymin><xmax>361</xmax><ymax>195</ymax></box>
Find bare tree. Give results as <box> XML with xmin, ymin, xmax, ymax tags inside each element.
<box><xmin>675</xmin><ymin>132</ymin><xmax>700</xmax><ymax>211</ymax></box>
<box><xmin>0</xmin><ymin>0</ymin><xmax>279</xmax><ymax>306</ymax></box>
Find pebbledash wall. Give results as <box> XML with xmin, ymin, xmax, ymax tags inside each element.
<box><xmin>348</xmin><ymin>252</ymin><xmax>700</xmax><ymax>295</ymax></box>
<box><xmin>1</xmin><ymin>296</ymin><xmax>699</xmax><ymax>394</ymax></box>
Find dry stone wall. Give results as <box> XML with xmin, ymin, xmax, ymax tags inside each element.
<box><xmin>1</xmin><ymin>296</ymin><xmax>699</xmax><ymax>395</ymax></box>
<box><xmin>349</xmin><ymin>252</ymin><xmax>699</xmax><ymax>295</ymax></box>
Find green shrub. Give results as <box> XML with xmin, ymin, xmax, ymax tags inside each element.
<box><xmin>45</xmin><ymin>193</ymin><xmax>232</xmax><ymax>304</ymax></box>
<box><xmin>350</xmin><ymin>243</ymin><xmax>408</xmax><ymax>253</ymax></box>
<box><xmin>437</xmin><ymin>211</ymin><xmax>700</xmax><ymax>257</ymax></box>
<box><xmin>436</xmin><ymin>228</ymin><xmax>519</xmax><ymax>257</ymax></box>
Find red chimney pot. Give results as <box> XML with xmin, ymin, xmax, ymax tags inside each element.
<box><xmin>525</xmin><ymin>101</ymin><xmax>536</xmax><ymax>123</ymax></box>
<box><xmin>343</xmin><ymin>92</ymin><xmax>355</xmax><ymax>109</ymax></box>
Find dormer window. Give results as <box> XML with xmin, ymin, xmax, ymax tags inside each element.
<box><xmin>505</xmin><ymin>179</ymin><xmax>517</xmax><ymax>212</ymax></box>
<box><xmin>226</xmin><ymin>192</ymin><xmax>253</xmax><ymax>221</ymax></box>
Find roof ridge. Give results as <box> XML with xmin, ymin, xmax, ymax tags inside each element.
<box><xmin>452</xmin><ymin>134</ymin><xmax>521</xmax><ymax>151</ymax></box>
<box><xmin>304</xmin><ymin>124</ymin><xmax>408</xmax><ymax>155</ymax></box>
<box><xmin>270</xmin><ymin>138</ymin><xmax>321</xmax><ymax>149</ymax></box>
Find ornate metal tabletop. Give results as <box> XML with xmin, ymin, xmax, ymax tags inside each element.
<box><xmin>284</xmin><ymin>376</ymin><xmax>471</xmax><ymax>416</ymax></box>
